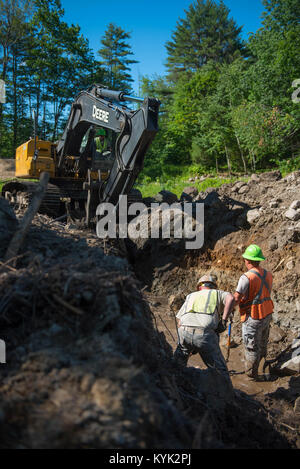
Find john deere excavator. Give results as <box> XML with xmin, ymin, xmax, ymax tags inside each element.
<box><xmin>1</xmin><ymin>84</ymin><xmax>160</xmax><ymax>225</ymax></box>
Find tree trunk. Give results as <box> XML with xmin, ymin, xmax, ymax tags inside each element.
<box><xmin>235</xmin><ymin>134</ymin><xmax>247</xmax><ymax>174</ymax></box>
<box><xmin>12</xmin><ymin>52</ymin><xmax>18</xmax><ymax>151</ymax></box>
<box><xmin>225</xmin><ymin>144</ymin><xmax>232</xmax><ymax>177</ymax></box>
<box><xmin>250</xmin><ymin>150</ymin><xmax>256</xmax><ymax>172</ymax></box>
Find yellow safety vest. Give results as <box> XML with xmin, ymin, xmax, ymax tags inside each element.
<box><xmin>187</xmin><ymin>289</ymin><xmax>218</xmax><ymax>315</ymax></box>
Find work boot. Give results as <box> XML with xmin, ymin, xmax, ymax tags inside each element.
<box><xmin>245</xmin><ymin>360</ymin><xmax>259</xmax><ymax>380</ymax></box>
<box><xmin>173</xmin><ymin>345</ymin><xmax>189</xmax><ymax>367</ymax></box>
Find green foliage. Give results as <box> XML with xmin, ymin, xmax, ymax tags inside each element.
<box><xmin>166</xmin><ymin>0</ymin><xmax>246</xmax><ymax>81</ymax></box>
<box><xmin>270</xmin><ymin>155</ymin><xmax>300</xmax><ymax>177</ymax></box>
<box><xmin>144</xmin><ymin>0</ymin><xmax>300</xmax><ymax>179</ymax></box>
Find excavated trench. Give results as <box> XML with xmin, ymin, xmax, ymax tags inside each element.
<box><xmin>0</xmin><ymin>169</ymin><xmax>300</xmax><ymax>449</ymax></box>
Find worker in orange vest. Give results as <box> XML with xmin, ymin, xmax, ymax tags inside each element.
<box><xmin>234</xmin><ymin>244</ymin><xmax>273</xmax><ymax>380</ymax></box>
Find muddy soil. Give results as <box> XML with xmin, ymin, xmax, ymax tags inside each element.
<box><xmin>0</xmin><ymin>170</ymin><xmax>300</xmax><ymax>449</ymax></box>
<box><xmin>146</xmin><ymin>292</ymin><xmax>300</xmax><ymax>449</ymax></box>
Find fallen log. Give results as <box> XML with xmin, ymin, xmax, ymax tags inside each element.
<box><xmin>3</xmin><ymin>172</ymin><xmax>49</xmax><ymax>266</ymax></box>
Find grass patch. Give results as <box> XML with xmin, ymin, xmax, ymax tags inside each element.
<box><xmin>136</xmin><ymin>175</ymin><xmax>248</xmax><ymax>198</ymax></box>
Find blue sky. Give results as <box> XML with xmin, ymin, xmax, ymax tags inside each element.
<box><xmin>61</xmin><ymin>0</ymin><xmax>265</xmax><ymax>94</ymax></box>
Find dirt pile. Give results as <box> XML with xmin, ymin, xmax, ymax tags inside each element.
<box><xmin>0</xmin><ymin>215</ymin><xmax>194</xmax><ymax>449</ymax></box>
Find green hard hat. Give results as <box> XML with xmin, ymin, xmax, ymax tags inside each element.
<box><xmin>242</xmin><ymin>244</ymin><xmax>265</xmax><ymax>262</ymax></box>
<box><xmin>95</xmin><ymin>128</ymin><xmax>106</xmax><ymax>136</ymax></box>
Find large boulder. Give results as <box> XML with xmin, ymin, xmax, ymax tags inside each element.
<box><xmin>259</xmin><ymin>170</ymin><xmax>281</xmax><ymax>181</ymax></box>
<box><xmin>181</xmin><ymin>186</ymin><xmax>199</xmax><ymax>199</ymax></box>
<box><xmin>246</xmin><ymin>209</ymin><xmax>261</xmax><ymax>224</ymax></box>
<box><xmin>280</xmin><ymin>356</ymin><xmax>300</xmax><ymax>375</ymax></box>
<box><xmin>153</xmin><ymin>190</ymin><xmax>178</xmax><ymax>205</ymax></box>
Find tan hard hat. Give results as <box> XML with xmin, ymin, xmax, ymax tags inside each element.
<box><xmin>197</xmin><ymin>274</ymin><xmax>218</xmax><ymax>288</ymax></box>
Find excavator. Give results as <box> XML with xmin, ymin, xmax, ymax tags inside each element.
<box><xmin>1</xmin><ymin>84</ymin><xmax>160</xmax><ymax>225</ymax></box>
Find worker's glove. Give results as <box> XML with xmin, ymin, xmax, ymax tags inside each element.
<box><xmin>216</xmin><ymin>319</ymin><xmax>227</xmax><ymax>334</ymax></box>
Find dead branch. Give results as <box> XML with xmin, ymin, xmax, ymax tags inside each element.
<box><xmin>52</xmin><ymin>294</ymin><xmax>84</xmax><ymax>316</ymax></box>
<box><xmin>4</xmin><ymin>172</ymin><xmax>49</xmax><ymax>266</ymax></box>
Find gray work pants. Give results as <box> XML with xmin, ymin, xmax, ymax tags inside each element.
<box><xmin>242</xmin><ymin>314</ymin><xmax>272</xmax><ymax>377</ymax></box>
<box><xmin>174</xmin><ymin>326</ymin><xmax>230</xmax><ymax>381</ymax></box>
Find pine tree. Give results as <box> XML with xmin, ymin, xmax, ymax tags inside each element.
<box><xmin>165</xmin><ymin>0</ymin><xmax>246</xmax><ymax>80</ymax></box>
<box><xmin>98</xmin><ymin>23</ymin><xmax>138</xmax><ymax>93</ymax></box>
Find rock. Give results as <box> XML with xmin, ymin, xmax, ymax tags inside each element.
<box><xmin>286</xmin><ymin>259</ymin><xmax>295</xmax><ymax>270</ymax></box>
<box><xmin>285</xmin><ymin>172</ymin><xmax>300</xmax><ymax>184</ymax></box>
<box><xmin>269</xmin><ymin>325</ymin><xmax>286</xmax><ymax>343</ymax></box>
<box><xmin>292</xmin><ymin>347</ymin><xmax>300</xmax><ymax>359</ymax></box>
<box><xmin>51</xmin><ymin>389</ymin><xmax>73</xmax><ymax>407</ymax></box>
<box><xmin>143</xmin><ymin>196</ymin><xmax>156</xmax><ymax>207</ymax></box>
<box><xmin>154</xmin><ymin>190</ymin><xmax>178</xmax><ymax>205</ymax></box>
<box><xmin>65</xmin><ymin>223</ymin><xmax>78</xmax><ymax>230</ymax></box>
<box><xmin>231</xmin><ymin>181</ymin><xmax>247</xmax><ymax>193</ymax></box>
<box><xmin>91</xmin><ymin>379</ymin><xmax>123</xmax><ymax>413</ymax></box>
<box><xmin>182</xmin><ymin>186</ymin><xmax>199</xmax><ymax>198</ymax></box>
<box><xmin>193</xmin><ymin>193</ymin><xmax>204</xmax><ymax>202</ymax></box>
<box><xmin>280</xmin><ymin>356</ymin><xmax>300</xmax><ymax>374</ymax></box>
<box><xmin>268</xmin><ymin>238</ymin><xmax>278</xmax><ymax>251</ymax></box>
<box><xmin>269</xmin><ymin>201</ymin><xmax>278</xmax><ymax>209</ymax></box>
<box><xmin>80</xmin><ymin>373</ymin><xmax>95</xmax><ymax>393</ymax></box>
<box><xmin>292</xmin><ymin>338</ymin><xmax>300</xmax><ymax>350</ymax></box>
<box><xmin>247</xmin><ymin>209</ymin><xmax>260</xmax><ymax>224</ymax></box>
<box><xmin>180</xmin><ymin>192</ymin><xmax>193</xmax><ymax>202</ymax></box>
<box><xmin>285</xmin><ymin>208</ymin><xmax>300</xmax><ymax>221</ymax></box>
<box><xmin>168</xmin><ymin>293</ymin><xmax>185</xmax><ymax>311</ymax></box>
<box><xmin>259</xmin><ymin>170</ymin><xmax>281</xmax><ymax>181</ymax></box>
<box><xmin>276</xmin><ymin>227</ymin><xmax>300</xmax><ymax>247</ymax></box>
<box><xmin>204</xmin><ymin>191</ymin><xmax>223</xmax><ymax>210</ymax></box>
<box><xmin>290</xmin><ymin>200</ymin><xmax>300</xmax><ymax>210</ymax></box>
<box><xmin>294</xmin><ymin>396</ymin><xmax>300</xmax><ymax>414</ymax></box>
<box><xmin>235</xmin><ymin>214</ymin><xmax>248</xmax><ymax>228</ymax></box>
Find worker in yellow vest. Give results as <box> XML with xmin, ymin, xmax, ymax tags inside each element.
<box><xmin>174</xmin><ymin>274</ymin><xmax>234</xmax><ymax>382</ymax></box>
<box><xmin>234</xmin><ymin>244</ymin><xmax>273</xmax><ymax>380</ymax></box>
<box><xmin>94</xmin><ymin>128</ymin><xmax>107</xmax><ymax>154</ymax></box>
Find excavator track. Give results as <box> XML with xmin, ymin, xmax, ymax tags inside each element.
<box><xmin>2</xmin><ymin>180</ymin><xmax>62</xmax><ymax>217</ymax></box>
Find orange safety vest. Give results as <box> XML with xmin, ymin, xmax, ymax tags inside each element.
<box><xmin>239</xmin><ymin>267</ymin><xmax>273</xmax><ymax>322</ymax></box>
